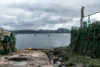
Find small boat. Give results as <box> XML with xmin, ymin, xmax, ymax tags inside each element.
<box><xmin>48</xmin><ymin>34</ymin><xmax>50</xmax><ymax>37</ymax></box>
<box><xmin>33</xmin><ymin>33</ymin><xmax>37</xmax><ymax>36</ymax></box>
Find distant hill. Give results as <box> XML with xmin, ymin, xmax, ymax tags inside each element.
<box><xmin>10</xmin><ymin>28</ymin><xmax>70</xmax><ymax>34</ymax></box>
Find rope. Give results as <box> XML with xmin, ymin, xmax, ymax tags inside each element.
<box><xmin>85</xmin><ymin>11</ymin><xmax>100</xmax><ymax>17</ymax></box>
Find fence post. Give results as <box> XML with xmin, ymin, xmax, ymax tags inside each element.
<box><xmin>80</xmin><ymin>6</ymin><xmax>85</xmax><ymax>28</ymax></box>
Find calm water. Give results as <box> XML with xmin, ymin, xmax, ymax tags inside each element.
<box><xmin>16</xmin><ymin>33</ymin><xmax>70</xmax><ymax>49</ymax></box>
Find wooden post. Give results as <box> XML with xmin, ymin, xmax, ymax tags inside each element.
<box><xmin>80</xmin><ymin>6</ymin><xmax>85</xmax><ymax>28</ymax></box>
<box><xmin>88</xmin><ymin>15</ymin><xmax>91</xmax><ymax>24</ymax></box>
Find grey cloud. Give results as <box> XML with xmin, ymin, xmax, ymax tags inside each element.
<box><xmin>0</xmin><ymin>0</ymin><xmax>100</xmax><ymax>30</ymax></box>
<box><xmin>6</xmin><ymin>1</ymin><xmax>79</xmax><ymax>17</ymax></box>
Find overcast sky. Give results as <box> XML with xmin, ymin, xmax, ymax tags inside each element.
<box><xmin>0</xmin><ymin>0</ymin><xmax>100</xmax><ymax>30</ymax></box>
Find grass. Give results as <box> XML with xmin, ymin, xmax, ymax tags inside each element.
<box><xmin>50</xmin><ymin>46</ymin><xmax>100</xmax><ymax>67</ymax></box>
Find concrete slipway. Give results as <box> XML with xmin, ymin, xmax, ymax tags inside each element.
<box><xmin>0</xmin><ymin>50</ymin><xmax>53</xmax><ymax>67</ymax></box>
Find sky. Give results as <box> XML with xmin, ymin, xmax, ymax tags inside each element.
<box><xmin>0</xmin><ymin>0</ymin><xmax>100</xmax><ymax>30</ymax></box>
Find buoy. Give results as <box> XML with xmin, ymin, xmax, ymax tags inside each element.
<box><xmin>28</xmin><ymin>48</ymin><xmax>32</xmax><ymax>50</ymax></box>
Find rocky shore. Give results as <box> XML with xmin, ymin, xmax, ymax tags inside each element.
<box><xmin>46</xmin><ymin>47</ymin><xmax>100</xmax><ymax>67</ymax></box>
